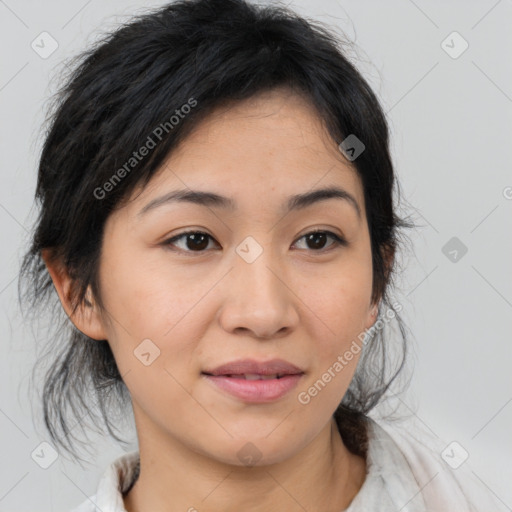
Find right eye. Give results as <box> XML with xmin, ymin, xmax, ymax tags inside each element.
<box><xmin>162</xmin><ymin>230</ymin><xmax>220</xmax><ymax>254</ymax></box>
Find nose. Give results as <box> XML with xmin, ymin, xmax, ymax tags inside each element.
<box><xmin>217</xmin><ymin>248</ymin><xmax>299</xmax><ymax>340</ymax></box>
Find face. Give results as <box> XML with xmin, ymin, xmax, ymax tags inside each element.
<box><xmin>54</xmin><ymin>88</ymin><xmax>379</xmax><ymax>466</ymax></box>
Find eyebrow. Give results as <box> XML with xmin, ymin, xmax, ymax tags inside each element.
<box><xmin>137</xmin><ymin>186</ymin><xmax>361</xmax><ymax>219</ymax></box>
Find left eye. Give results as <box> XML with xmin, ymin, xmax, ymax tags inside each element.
<box><xmin>293</xmin><ymin>230</ymin><xmax>347</xmax><ymax>251</ymax></box>
<box><xmin>162</xmin><ymin>230</ymin><xmax>346</xmax><ymax>253</ymax></box>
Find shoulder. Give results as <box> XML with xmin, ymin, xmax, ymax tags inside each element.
<box><xmin>68</xmin><ymin>450</ymin><xmax>140</xmax><ymax>512</ymax></box>
<box><xmin>366</xmin><ymin>416</ymin><xmax>506</xmax><ymax>512</ymax></box>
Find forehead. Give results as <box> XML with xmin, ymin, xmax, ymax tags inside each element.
<box><xmin>122</xmin><ymin>88</ymin><xmax>365</xmax><ymax>219</ymax></box>
<box><xmin>182</xmin><ymin>87</ymin><xmax>341</xmax><ymax>157</ymax></box>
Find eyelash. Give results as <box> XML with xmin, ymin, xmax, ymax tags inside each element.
<box><xmin>162</xmin><ymin>229</ymin><xmax>347</xmax><ymax>255</ymax></box>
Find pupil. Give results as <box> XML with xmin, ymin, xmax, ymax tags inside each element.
<box><xmin>307</xmin><ymin>232</ymin><xmax>326</xmax><ymax>250</ymax></box>
<box><xmin>188</xmin><ymin>233</ymin><xmax>208</xmax><ymax>250</ymax></box>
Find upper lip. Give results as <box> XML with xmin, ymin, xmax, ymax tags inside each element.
<box><xmin>202</xmin><ymin>358</ymin><xmax>304</xmax><ymax>376</ymax></box>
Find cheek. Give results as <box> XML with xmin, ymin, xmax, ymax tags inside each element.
<box><xmin>306</xmin><ymin>256</ymin><xmax>373</xmax><ymax>345</ymax></box>
<box><xmin>298</xmin><ymin>254</ymin><xmax>373</xmax><ymax>403</ymax></box>
<box><xmin>99</xmin><ymin>242</ymin><xmax>203</xmax><ymax>338</ymax></box>
<box><xmin>100</xmin><ymin>270</ymin><xmax>206</xmax><ymax>422</ymax></box>
<box><xmin>296</xmin><ymin>280</ymin><xmax>371</xmax><ymax>414</ymax></box>
<box><xmin>97</xmin><ymin>248</ymin><xmax>215</xmax><ymax>396</ymax></box>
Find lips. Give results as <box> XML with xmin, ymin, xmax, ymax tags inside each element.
<box><xmin>202</xmin><ymin>358</ymin><xmax>304</xmax><ymax>378</ymax></box>
<box><xmin>201</xmin><ymin>358</ymin><xmax>305</xmax><ymax>403</ymax></box>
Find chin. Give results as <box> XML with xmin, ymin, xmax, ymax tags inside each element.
<box><xmin>209</xmin><ymin>434</ymin><xmax>301</xmax><ymax>468</ymax></box>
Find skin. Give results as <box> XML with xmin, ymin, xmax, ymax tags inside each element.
<box><xmin>43</xmin><ymin>87</ymin><xmax>387</xmax><ymax>512</ymax></box>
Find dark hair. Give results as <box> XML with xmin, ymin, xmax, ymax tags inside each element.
<box><xmin>19</xmin><ymin>0</ymin><xmax>416</xmax><ymax>465</ymax></box>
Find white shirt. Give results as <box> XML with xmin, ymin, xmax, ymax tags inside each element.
<box><xmin>70</xmin><ymin>417</ymin><xmax>506</xmax><ymax>511</ymax></box>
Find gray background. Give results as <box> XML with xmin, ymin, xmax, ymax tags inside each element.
<box><xmin>1</xmin><ymin>0</ymin><xmax>511</xmax><ymax>510</ymax></box>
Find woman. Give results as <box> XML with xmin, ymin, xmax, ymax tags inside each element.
<box><xmin>18</xmin><ymin>0</ymin><xmax>504</xmax><ymax>510</ymax></box>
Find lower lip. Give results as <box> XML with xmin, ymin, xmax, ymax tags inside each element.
<box><xmin>202</xmin><ymin>373</ymin><xmax>303</xmax><ymax>403</ymax></box>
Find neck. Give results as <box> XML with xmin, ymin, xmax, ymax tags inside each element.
<box><xmin>123</xmin><ymin>416</ymin><xmax>367</xmax><ymax>512</ymax></box>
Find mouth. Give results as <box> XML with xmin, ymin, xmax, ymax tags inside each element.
<box><xmin>201</xmin><ymin>359</ymin><xmax>305</xmax><ymax>403</ymax></box>
<box><xmin>202</xmin><ymin>373</ymin><xmax>291</xmax><ymax>380</ymax></box>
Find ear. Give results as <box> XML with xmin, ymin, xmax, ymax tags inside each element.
<box><xmin>363</xmin><ymin>302</ymin><xmax>379</xmax><ymax>332</ymax></box>
<box><xmin>381</xmin><ymin>242</ymin><xmax>395</xmax><ymax>288</ymax></box>
<box><xmin>41</xmin><ymin>248</ymin><xmax>108</xmax><ymax>341</ymax></box>
<box><xmin>363</xmin><ymin>242</ymin><xmax>395</xmax><ymax>331</ymax></box>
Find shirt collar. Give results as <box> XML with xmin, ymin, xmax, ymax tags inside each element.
<box><xmin>93</xmin><ymin>450</ymin><xmax>140</xmax><ymax>512</ymax></box>
<box><xmin>345</xmin><ymin>417</ymin><xmax>427</xmax><ymax>511</ymax></box>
